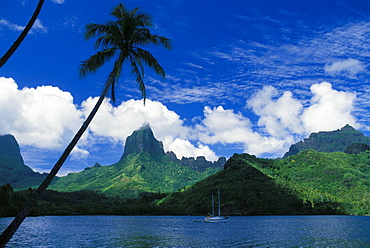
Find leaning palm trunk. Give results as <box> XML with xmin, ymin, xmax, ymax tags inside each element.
<box><xmin>0</xmin><ymin>0</ymin><xmax>45</xmax><ymax>68</ymax></box>
<box><xmin>0</xmin><ymin>82</ymin><xmax>110</xmax><ymax>248</ymax></box>
<box><xmin>0</xmin><ymin>3</ymin><xmax>171</xmax><ymax>247</ymax></box>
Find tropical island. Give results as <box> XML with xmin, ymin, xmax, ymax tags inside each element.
<box><xmin>1</xmin><ymin>124</ymin><xmax>369</xmax><ymax>217</ymax></box>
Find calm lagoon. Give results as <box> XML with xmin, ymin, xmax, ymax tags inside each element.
<box><xmin>1</xmin><ymin>215</ymin><xmax>369</xmax><ymax>247</ymax></box>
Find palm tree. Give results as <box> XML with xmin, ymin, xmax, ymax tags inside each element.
<box><xmin>0</xmin><ymin>3</ymin><xmax>171</xmax><ymax>247</ymax></box>
<box><xmin>0</xmin><ymin>0</ymin><xmax>45</xmax><ymax>68</ymax></box>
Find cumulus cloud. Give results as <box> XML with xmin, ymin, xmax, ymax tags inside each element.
<box><xmin>301</xmin><ymin>82</ymin><xmax>358</xmax><ymax>132</ymax></box>
<box><xmin>325</xmin><ymin>59</ymin><xmax>365</xmax><ymax>77</ymax></box>
<box><xmin>0</xmin><ymin>77</ymin><xmax>85</xmax><ymax>156</ymax></box>
<box><xmin>245</xmin><ymin>82</ymin><xmax>358</xmax><ymax>155</ymax></box>
<box><xmin>247</xmin><ymin>85</ymin><xmax>304</xmax><ymax>137</ymax></box>
<box><xmin>195</xmin><ymin>105</ymin><xmax>294</xmax><ymax>157</ymax></box>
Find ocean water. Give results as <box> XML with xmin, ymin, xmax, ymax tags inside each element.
<box><xmin>0</xmin><ymin>215</ymin><xmax>369</xmax><ymax>247</ymax></box>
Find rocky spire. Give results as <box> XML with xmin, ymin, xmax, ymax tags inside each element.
<box><xmin>0</xmin><ymin>134</ymin><xmax>26</xmax><ymax>170</ymax></box>
<box><xmin>120</xmin><ymin>124</ymin><xmax>165</xmax><ymax>160</ymax></box>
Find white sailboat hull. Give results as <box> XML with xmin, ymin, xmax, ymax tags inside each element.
<box><xmin>204</xmin><ymin>216</ymin><xmax>228</xmax><ymax>223</ymax></box>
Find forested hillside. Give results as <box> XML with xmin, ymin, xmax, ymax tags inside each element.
<box><xmin>159</xmin><ymin>150</ymin><xmax>370</xmax><ymax>215</ymax></box>
<box><xmin>50</xmin><ymin>152</ymin><xmax>219</xmax><ymax>197</ymax></box>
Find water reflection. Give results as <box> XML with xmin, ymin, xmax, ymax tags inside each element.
<box><xmin>0</xmin><ymin>215</ymin><xmax>369</xmax><ymax>247</ymax></box>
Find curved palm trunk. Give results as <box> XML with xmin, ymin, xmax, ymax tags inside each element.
<box><xmin>0</xmin><ymin>83</ymin><xmax>110</xmax><ymax>248</ymax></box>
<box><xmin>0</xmin><ymin>0</ymin><xmax>44</xmax><ymax>68</ymax></box>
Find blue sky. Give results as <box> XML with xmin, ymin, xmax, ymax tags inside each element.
<box><xmin>1</xmin><ymin>0</ymin><xmax>370</xmax><ymax>175</ymax></box>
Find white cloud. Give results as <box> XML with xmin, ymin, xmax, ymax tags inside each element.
<box><xmin>0</xmin><ymin>18</ymin><xmax>47</xmax><ymax>33</ymax></box>
<box><xmin>325</xmin><ymin>59</ymin><xmax>365</xmax><ymax>77</ymax></box>
<box><xmin>167</xmin><ymin>138</ymin><xmax>218</xmax><ymax>161</ymax></box>
<box><xmin>0</xmin><ymin>77</ymin><xmax>83</xmax><ymax>150</ymax></box>
<box><xmin>302</xmin><ymin>82</ymin><xmax>358</xmax><ymax>133</ymax></box>
<box><xmin>51</xmin><ymin>0</ymin><xmax>65</xmax><ymax>4</ymax></box>
<box><xmin>32</xmin><ymin>19</ymin><xmax>47</xmax><ymax>33</ymax></box>
<box><xmin>71</xmin><ymin>146</ymin><xmax>90</xmax><ymax>160</ymax></box>
<box><xmin>195</xmin><ymin>105</ymin><xmax>293</xmax><ymax>157</ymax></box>
<box><xmin>0</xmin><ymin>19</ymin><xmax>24</xmax><ymax>32</ymax></box>
<box><xmin>197</xmin><ymin>106</ymin><xmax>254</xmax><ymax>144</ymax></box>
<box><xmin>247</xmin><ymin>85</ymin><xmax>304</xmax><ymax>138</ymax></box>
<box><xmin>247</xmin><ymin>82</ymin><xmax>358</xmax><ymax>136</ymax></box>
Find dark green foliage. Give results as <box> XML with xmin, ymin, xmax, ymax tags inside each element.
<box><xmin>270</xmin><ymin>150</ymin><xmax>370</xmax><ymax>215</ymax></box>
<box><xmin>0</xmin><ymin>185</ymin><xmax>169</xmax><ymax>217</ymax></box>
<box><xmin>159</xmin><ymin>151</ymin><xmax>370</xmax><ymax>215</ymax></box>
<box><xmin>0</xmin><ymin>184</ymin><xmax>29</xmax><ymax>217</ymax></box>
<box><xmin>50</xmin><ymin>152</ymin><xmax>220</xmax><ymax>197</ymax></box>
<box><xmin>284</xmin><ymin>124</ymin><xmax>370</xmax><ymax>157</ymax></box>
<box><xmin>344</xmin><ymin>143</ymin><xmax>370</xmax><ymax>154</ymax></box>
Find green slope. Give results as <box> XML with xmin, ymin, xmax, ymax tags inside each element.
<box><xmin>50</xmin><ymin>152</ymin><xmax>220</xmax><ymax>197</ymax></box>
<box><xmin>159</xmin><ymin>150</ymin><xmax>370</xmax><ymax>215</ymax></box>
<box><xmin>269</xmin><ymin>150</ymin><xmax>370</xmax><ymax>214</ymax></box>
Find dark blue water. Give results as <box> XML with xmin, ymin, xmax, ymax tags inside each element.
<box><xmin>0</xmin><ymin>215</ymin><xmax>369</xmax><ymax>247</ymax></box>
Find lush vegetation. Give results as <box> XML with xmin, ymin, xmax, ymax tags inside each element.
<box><xmin>0</xmin><ymin>183</ymin><xmax>170</xmax><ymax>217</ymax></box>
<box><xmin>50</xmin><ymin>152</ymin><xmax>220</xmax><ymax>197</ymax></box>
<box><xmin>268</xmin><ymin>150</ymin><xmax>370</xmax><ymax>215</ymax></box>
<box><xmin>3</xmin><ymin>149</ymin><xmax>370</xmax><ymax>217</ymax></box>
<box><xmin>158</xmin><ymin>150</ymin><xmax>370</xmax><ymax>215</ymax></box>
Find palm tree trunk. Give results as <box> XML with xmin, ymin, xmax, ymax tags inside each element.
<box><xmin>0</xmin><ymin>83</ymin><xmax>110</xmax><ymax>248</ymax></box>
<box><xmin>0</xmin><ymin>0</ymin><xmax>45</xmax><ymax>68</ymax></box>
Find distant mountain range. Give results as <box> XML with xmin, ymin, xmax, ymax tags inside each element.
<box><xmin>48</xmin><ymin>124</ymin><xmax>224</xmax><ymax>197</ymax></box>
<box><xmin>283</xmin><ymin>124</ymin><xmax>370</xmax><ymax>158</ymax></box>
<box><xmin>0</xmin><ymin>125</ymin><xmax>225</xmax><ymax>193</ymax></box>
<box><xmin>1</xmin><ymin>124</ymin><xmax>370</xmax><ymax>215</ymax></box>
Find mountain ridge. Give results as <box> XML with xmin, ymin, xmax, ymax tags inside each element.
<box><xmin>49</xmin><ymin>125</ymin><xmax>223</xmax><ymax>197</ymax></box>
<box><xmin>283</xmin><ymin>124</ymin><xmax>370</xmax><ymax>158</ymax></box>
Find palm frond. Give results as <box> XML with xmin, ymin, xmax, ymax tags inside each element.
<box><xmin>84</xmin><ymin>23</ymin><xmax>109</xmax><ymax>40</ymax></box>
<box><xmin>135</xmin><ymin>48</ymin><xmax>165</xmax><ymax>78</ymax></box>
<box><xmin>151</xmin><ymin>35</ymin><xmax>172</xmax><ymax>50</ymax></box>
<box><xmin>79</xmin><ymin>48</ymin><xmax>116</xmax><ymax>78</ymax></box>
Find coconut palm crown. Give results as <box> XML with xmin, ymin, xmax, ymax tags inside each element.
<box><xmin>80</xmin><ymin>3</ymin><xmax>172</xmax><ymax>103</ymax></box>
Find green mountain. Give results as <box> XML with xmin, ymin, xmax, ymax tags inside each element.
<box><xmin>0</xmin><ymin>134</ymin><xmax>45</xmax><ymax>189</ymax></box>
<box><xmin>283</xmin><ymin>124</ymin><xmax>370</xmax><ymax>158</ymax></box>
<box><xmin>50</xmin><ymin>125</ymin><xmax>221</xmax><ymax>197</ymax></box>
<box><xmin>159</xmin><ymin>150</ymin><xmax>370</xmax><ymax>215</ymax></box>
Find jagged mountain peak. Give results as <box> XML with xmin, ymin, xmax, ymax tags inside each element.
<box><xmin>0</xmin><ymin>134</ymin><xmax>25</xmax><ymax>169</ymax></box>
<box><xmin>120</xmin><ymin>124</ymin><xmax>165</xmax><ymax>160</ymax></box>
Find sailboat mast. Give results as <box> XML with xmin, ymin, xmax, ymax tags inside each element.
<box><xmin>218</xmin><ymin>188</ymin><xmax>221</xmax><ymax>216</ymax></box>
<box><xmin>211</xmin><ymin>194</ymin><xmax>215</xmax><ymax>216</ymax></box>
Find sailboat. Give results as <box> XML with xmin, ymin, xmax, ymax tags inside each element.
<box><xmin>204</xmin><ymin>188</ymin><xmax>228</xmax><ymax>223</ymax></box>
